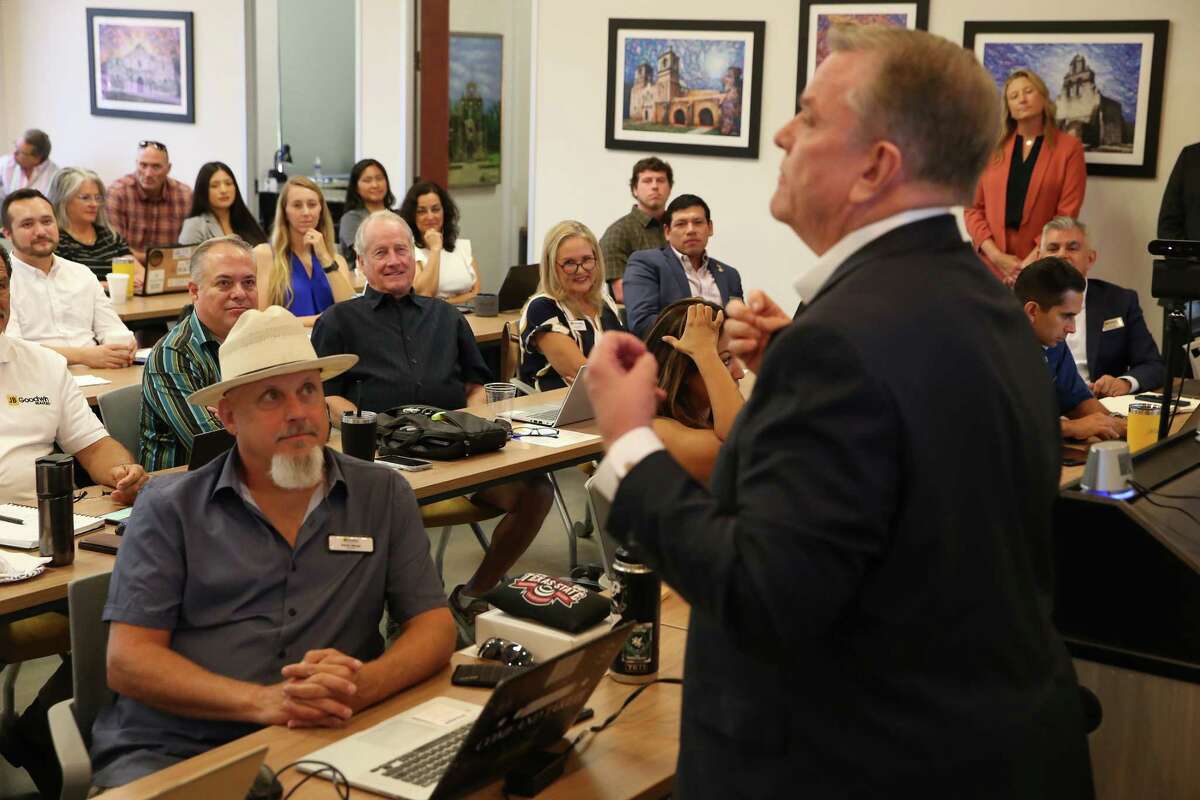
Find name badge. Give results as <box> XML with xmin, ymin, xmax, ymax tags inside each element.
<box><xmin>1102</xmin><ymin>317</ymin><xmax>1125</xmax><ymax>332</ymax></box>
<box><xmin>328</xmin><ymin>535</ymin><xmax>374</xmax><ymax>553</ymax></box>
<box><xmin>570</xmin><ymin>319</ymin><xmax>588</xmax><ymax>332</ymax></box>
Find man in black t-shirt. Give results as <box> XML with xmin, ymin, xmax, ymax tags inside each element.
<box><xmin>313</xmin><ymin>211</ymin><xmax>553</xmax><ymax>642</ymax></box>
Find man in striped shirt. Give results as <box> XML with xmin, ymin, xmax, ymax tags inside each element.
<box><xmin>138</xmin><ymin>235</ymin><xmax>257</xmax><ymax>470</ymax></box>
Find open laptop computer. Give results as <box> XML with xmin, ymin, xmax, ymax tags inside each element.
<box><xmin>498</xmin><ymin>264</ymin><xmax>540</xmax><ymax>312</ymax></box>
<box><xmin>188</xmin><ymin>428</ymin><xmax>236</xmax><ymax>470</ymax></box>
<box><xmin>507</xmin><ymin>365</ymin><xmax>593</xmax><ymax>427</ymax></box>
<box><xmin>299</xmin><ymin>622</ymin><xmax>632</xmax><ymax>800</ymax></box>
<box><xmin>146</xmin><ymin>744</ymin><xmax>267</xmax><ymax>799</ymax></box>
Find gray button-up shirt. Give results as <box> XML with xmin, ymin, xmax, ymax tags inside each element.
<box><xmin>90</xmin><ymin>447</ymin><xmax>446</xmax><ymax>787</ymax></box>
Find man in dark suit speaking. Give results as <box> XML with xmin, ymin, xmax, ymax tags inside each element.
<box><xmin>585</xmin><ymin>25</ymin><xmax>1093</xmax><ymax>799</ymax></box>
<box><xmin>1036</xmin><ymin>215</ymin><xmax>1164</xmax><ymax>397</ymax></box>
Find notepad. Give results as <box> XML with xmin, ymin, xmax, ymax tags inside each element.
<box><xmin>134</xmin><ymin>347</ymin><xmax>153</xmax><ymax>364</ymax></box>
<box><xmin>0</xmin><ymin>503</ymin><xmax>105</xmax><ymax>549</ymax></box>
<box><xmin>72</xmin><ymin>374</ymin><xmax>112</xmax><ymax>388</ymax></box>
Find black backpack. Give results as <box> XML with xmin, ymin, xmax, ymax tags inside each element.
<box><xmin>375</xmin><ymin>406</ymin><xmax>508</xmax><ymax>460</ymax></box>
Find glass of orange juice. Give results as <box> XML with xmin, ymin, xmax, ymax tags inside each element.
<box><xmin>1127</xmin><ymin>403</ymin><xmax>1159</xmax><ymax>452</ymax></box>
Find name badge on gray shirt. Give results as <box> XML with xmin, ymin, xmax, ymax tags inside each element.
<box><xmin>328</xmin><ymin>535</ymin><xmax>374</xmax><ymax>553</ymax></box>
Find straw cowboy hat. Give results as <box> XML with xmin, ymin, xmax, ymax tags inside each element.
<box><xmin>187</xmin><ymin>305</ymin><xmax>357</xmax><ymax>407</ymax></box>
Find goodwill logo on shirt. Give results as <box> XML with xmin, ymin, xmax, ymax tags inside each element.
<box><xmin>7</xmin><ymin>394</ymin><xmax>51</xmax><ymax>407</ymax></box>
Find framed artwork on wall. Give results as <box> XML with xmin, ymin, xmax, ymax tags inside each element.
<box><xmin>796</xmin><ymin>1</ymin><xmax>928</xmax><ymax>111</ymax></box>
<box><xmin>605</xmin><ymin>18</ymin><xmax>765</xmax><ymax>159</ymax></box>
<box><xmin>964</xmin><ymin>20</ymin><xmax>1169</xmax><ymax>178</ymax></box>
<box><xmin>449</xmin><ymin>33</ymin><xmax>502</xmax><ymax>188</ymax></box>
<box><xmin>86</xmin><ymin>8</ymin><xmax>194</xmax><ymax>123</ymax></box>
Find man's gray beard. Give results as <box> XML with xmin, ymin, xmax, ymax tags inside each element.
<box><xmin>269</xmin><ymin>447</ymin><xmax>325</xmax><ymax>489</ymax></box>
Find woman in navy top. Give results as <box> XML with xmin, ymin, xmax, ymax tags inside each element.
<box><xmin>252</xmin><ymin>176</ymin><xmax>354</xmax><ymax>325</ymax></box>
<box><xmin>519</xmin><ymin>220</ymin><xmax>624</xmax><ymax>391</ymax></box>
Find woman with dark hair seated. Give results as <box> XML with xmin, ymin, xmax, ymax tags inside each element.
<box><xmin>397</xmin><ymin>180</ymin><xmax>480</xmax><ymax>303</ymax></box>
<box><xmin>178</xmin><ymin>161</ymin><xmax>267</xmax><ymax>246</ymax></box>
<box><xmin>643</xmin><ymin>298</ymin><xmax>745</xmax><ymax>483</ymax></box>
<box><xmin>339</xmin><ymin>158</ymin><xmax>396</xmax><ymax>262</ymax></box>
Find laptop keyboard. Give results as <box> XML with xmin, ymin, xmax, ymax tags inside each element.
<box><xmin>369</xmin><ymin>723</ymin><xmax>472</xmax><ymax>787</ymax></box>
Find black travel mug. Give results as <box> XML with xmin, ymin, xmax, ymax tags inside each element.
<box><xmin>36</xmin><ymin>454</ymin><xmax>76</xmax><ymax>567</ymax></box>
<box><xmin>341</xmin><ymin>411</ymin><xmax>378</xmax><ymax>461</ymax></box>
<box><xmin>609</xmin><ymin>545</ymin><xmax>660</xmax><ymax>683</ymax></box>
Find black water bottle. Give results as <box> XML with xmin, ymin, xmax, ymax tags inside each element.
<box><xmin>36</xmin><ymin>454</ymin><xmax>76</xmax><ymax>567</ymax></box>
<box><xmin>609</xmin><ymin>545</ymin><xmax>660</xmax><ymax>684</ymax></box>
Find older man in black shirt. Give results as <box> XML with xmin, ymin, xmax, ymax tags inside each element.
<box><xmin>313</xmin><ymin>211</ymin><xmax>553</xmax><ymax>640</ymax></box>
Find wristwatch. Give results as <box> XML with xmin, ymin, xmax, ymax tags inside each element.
<box><xmin>322</xmin><ymin>263</ymin><xmax>338</xmax><ymax>273</ymax></box>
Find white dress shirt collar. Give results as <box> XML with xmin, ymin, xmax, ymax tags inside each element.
<box><xmin>793</xmin><ymin>207</ymin><xmax>951</xmax><ymax>303</ymax></box>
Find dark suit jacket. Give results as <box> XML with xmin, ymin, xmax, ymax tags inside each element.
<box><xmin>1085</xmin><ymin>278</ymin><xmax>1164</xmax><ymax>391</ymax></box>
<box><xmin>965</xmin><ymin>131</ymin><xmax>1087</xmax><ymax>280</ymax></box>
<box><xmin>622</xmin><ymin>245</ymin><xmax>744</xmax><ymax>338</ymax></box>
<box><xmin>1158</xmin><ymin>143</ymin><xmax>1200</xmax><ymax>240</ymax></box>
<box><xmin>610</xmin><ymin>216</ymin><xmax>1093</xmax><ymax>798</ymax></box>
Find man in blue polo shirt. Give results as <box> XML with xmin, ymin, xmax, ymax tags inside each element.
<box><xmin>1015</xmin><ymin>257</ymin><xmax>1126</xmax><ymax>441</ymax></box>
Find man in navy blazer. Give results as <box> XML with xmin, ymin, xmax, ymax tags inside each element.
<box><xmin>1037</xmin><ymin>215</ymin><xmax>1164</xmax><ymax>396</ymax></box>
<box><xmin>622</xmin><ymin>194</ymin><xmax>744</xmax><ymax>338</ymax></box>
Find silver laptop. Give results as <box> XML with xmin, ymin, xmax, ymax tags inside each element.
<box><xmin>508</xmin><ymin>365</ymin><xmax>593</xmax><ymax>427</ymax></box>
<box><xmin>299</xmin><ymin>623</ymin><xmax>631</xmax><ymax>800</ymax></box>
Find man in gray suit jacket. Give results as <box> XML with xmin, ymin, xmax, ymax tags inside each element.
<box><xmin>622</xmin><ymin>194</ymin><xmax>744</xmax><ymax>338</ymax></box>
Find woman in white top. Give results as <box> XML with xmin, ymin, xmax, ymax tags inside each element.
<box><xmin>398</xmin><ymin>180</ymin><xmax>480</xmax><ymax>304</ymax></box>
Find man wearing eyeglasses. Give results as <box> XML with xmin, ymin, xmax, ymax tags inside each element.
<box><xmin>105</xmin><ymin>140</ymin><xmax>192</xmax><ymax>263</ymax></box>
<box><xmin>0</xmin><ymin>129</ymin><xmax>57</xmax><ymax>203</ymax></box>
<box><xmin>313</xmin><ymin>211</ymin><xmax>554</xmax><ymax>645</ymax></box>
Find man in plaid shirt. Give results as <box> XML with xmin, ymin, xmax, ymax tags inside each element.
<box><xmin>599</xmin><ymin>156</ymin><xmax>672</xmax><ymax>303</ymax></box>
<box><xmin>106</xmin><ymin>140</ymin><xmax>192</xmax><ymax>263</ymax></box>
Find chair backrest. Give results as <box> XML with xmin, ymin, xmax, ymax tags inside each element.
<box><xmin>584</xmin><ymin>475</ymin><xmax>621</xmax><ymax>582</ymax></box>
<box><xmin>68</xmin><ymin>572</ymin><xmax>114</xmax><ymax>740</ymax></box>
<box><xmin>97</xmin><ymin>383</ymin><xmax>143</xmax><ymax>455</ymax></box>
<box><xmin>500</xmin><ymin>321</ymin><xmax>521</xmax><ymax>384</ymax></box>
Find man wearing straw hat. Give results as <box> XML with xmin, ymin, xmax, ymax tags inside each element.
<box><xmin>89</xmin><ymin>305</ymin><xmax>456</xmax><ymax>789</ymax></box>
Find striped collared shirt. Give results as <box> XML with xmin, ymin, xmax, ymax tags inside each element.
<box><xmin>138</xmin><ymin>311</ymin><xmax>223</xmax><ymax>470</ymax></box>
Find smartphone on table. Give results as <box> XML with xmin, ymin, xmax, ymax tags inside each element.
<box><xmin>378</xmin><ymin>454</ymin><xmax>434</xmax><ymax>471</ymax></box>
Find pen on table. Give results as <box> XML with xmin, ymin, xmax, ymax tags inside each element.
<box><xmin>0</xmin><ymin>514</ymin><xmax>24</xmax><ymax>525</ymax></box>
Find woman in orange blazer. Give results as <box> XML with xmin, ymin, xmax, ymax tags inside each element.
<box><xmin>965</xmin><ymin>68</ymin><xmax>1087</xmax><ymax>284</ymax></box>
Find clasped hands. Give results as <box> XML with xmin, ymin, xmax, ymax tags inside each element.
<box><xmin>585</xmin><ymin>290</ymin><xmax>790</xmax><ymax>444</ymax></box>
<box><xmin>258</xmin><ymin>648</ymin><xmax>366</xmax><ymax>729</ymax></box>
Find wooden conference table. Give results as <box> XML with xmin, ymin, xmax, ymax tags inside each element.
<box><xmin>102</xmin><ymin>593</ymin><xmax>691</xmax><ymax>800</ymax></box>
<box><xmin>68</xmin><ymin>310</ymin><xmax>521</xmax><ymax>407</ymax></box>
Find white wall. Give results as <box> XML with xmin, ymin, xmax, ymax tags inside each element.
<box><xmin>530</xmin><ymin>0</ymin><xmax>1200</xmax><ymax>338</ymax></box>
<box><xmin>358</xmin><ymin>0</ymin><xmax>414</xmax><ymax>199</ymax></box>
<box><xmin>0</xmin><ymin>0</ymin><xmax>249</xmax><ymax>196</ymax></box>
<box><xmin>449</xmin><ymin>0</ymin><xmax>532</xmax><ymax>290</ymax></box>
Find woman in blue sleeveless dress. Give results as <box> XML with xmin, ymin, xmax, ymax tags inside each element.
<box><xmin>252</xmin><ymin>176</ymin><xmax>354</xmax><ymax>325</ymax></box>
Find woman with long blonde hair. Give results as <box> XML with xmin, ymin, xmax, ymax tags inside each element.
<box><xmin>518</xmin><ymin>220</ymin><xmax>624</xmax><ymax>390</ymax></box>
<box><xmin>252</xmin><ymin>176</ymin><xmax>354</xmax><ymax>325</ymax></box>
<box><xmin>964</xmin><ymin>67</ymin><xmax>1086</xmax><ymax>285</ymax></box>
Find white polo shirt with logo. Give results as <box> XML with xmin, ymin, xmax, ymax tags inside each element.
<box><xmin>0</xmin><ymin>334</ymin><xmax>107</xmax><ymax>504</ymax></box>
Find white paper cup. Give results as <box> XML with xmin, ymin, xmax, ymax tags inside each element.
<box><xmin>105</xmin><ymin>273</ymin><xmax>130</xmax><ymax>305</ymax></box>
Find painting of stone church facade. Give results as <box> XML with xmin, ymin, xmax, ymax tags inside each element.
<box><xmin>97</xmin><ymin>24</ymin><xmax>182</xmax><ymax>105</ymax></box>
<box><xmin>622</xmin><ymin>38</ymin><xmax>746</xmax><ymax>136</ymax></box>
<box><xmin>966</xmin><ymin>21</ymin><xmax>1168</xmax><ymax>178</ymax></box>
<box><xmin>977</xmin><ymin>41</ymin><xmax>1145</xmax><ymax>155</ymax></box>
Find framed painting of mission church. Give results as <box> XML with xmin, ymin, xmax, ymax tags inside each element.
<box><xmin>796</xmin><ymin>1</ymin><xmax>928</xmax><ymax>112</ymax></box>
<box><xmin>86</xmin><ymin>8</ymin><xmax>195</xmax><ymax>123</ymax></box>
<box><xmin>605</xmin><ymin>19</ymin><xmax>765</xmax><ymax>159</ymax></box>
<box><xmin>964</xmin><ymin>20</ymin><xmax>1169</xmax><ymax>179</ymax></box>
